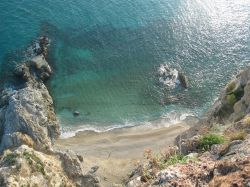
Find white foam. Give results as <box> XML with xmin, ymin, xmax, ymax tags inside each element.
<box><xmin>60</xmin><ymin>122</ymin><xmax>137</xmax><ymax>139</ymax></box>
<box><xmin>157</xmin><ymin>63</ymin><xmax>180</xmax><ymax>88</ymax></box>
<box><xmin>60</xmin><ymin>111</ymin><xmax>195</xmax><ymax>139</ymax></box>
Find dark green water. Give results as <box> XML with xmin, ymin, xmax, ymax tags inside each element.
<box><xmin>0</xmin><ymin>0</ymin><xmax>250</xmax><ymax>132</ymax></box>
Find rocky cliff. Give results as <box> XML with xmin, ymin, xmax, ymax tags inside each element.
<box><xmin>127</xmin><ymin>66</ymin><xmax>250</xmax><ymax>186</ymax></box>
<box><xmin>0</xmin><ymin>37</ymin><xmax>100</xmax><ymax>187</ymax></box>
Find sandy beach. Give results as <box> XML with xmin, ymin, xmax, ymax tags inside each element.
<box><xmin>56</xmin><ymin>123</ymin><xmax>190</xmax><ymax>185</ymax></box>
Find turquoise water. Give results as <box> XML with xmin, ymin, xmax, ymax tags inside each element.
<box><xmin>0</xmin><ymin>0</ymin><xmax>250</xmax><ymax>130</ymax></box>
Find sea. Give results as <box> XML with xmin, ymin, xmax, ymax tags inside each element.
<box><xmin>0</xmin><ymin>0</ymin><xmax>250</xmax><ymax>135</ymax></box>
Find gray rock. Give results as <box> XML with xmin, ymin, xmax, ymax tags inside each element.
<box><xmin>0</xmin><ymin>84</ymin><xmax>60</xmax><ymax>153</ymax></box>
<box><xmin>221</xmin><ymin>138</ymin><xmax>250</xmax><ymax>160</ymax></box>
<box><xmin>56</xmin><ymin>150</ymin><xmax>100</xmax><ymax>186</ymax></box>
<box><xmin>178</xmin><ymin>135</ymin><xmax>201</xmax><ymax>155</ymax></box>
<box><xmin>57</xmin><ymin>150</ymin><xmax>84</xmax><ymax>179</ymax></box>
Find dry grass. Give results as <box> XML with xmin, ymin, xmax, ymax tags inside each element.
<box><xmin>227</xmin><ymin>130</ymin><xmax>247</xmax><ymax>141</ymax></box>
<box><xmin>243</xmin><ymin>116</ymin><xmax>250</xmax><ymax>126</ymax></box>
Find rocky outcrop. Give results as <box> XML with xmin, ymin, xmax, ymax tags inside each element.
<box><xmin>0</xmin><ymin>37</ymin><xmax>100</xmax><ymax>187</ymax></box>
<box><xmin>0</xmin><ymin>37</ymin><xmax>59</xmax><ymax>153</ymax></box>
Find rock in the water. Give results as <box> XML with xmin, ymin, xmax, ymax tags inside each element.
<box><xmin>74</xmin><ymin>111</ymin><xmax>80</xmax><ymax>116</ymax></box>
<box><xmin>156</xmin><ymin>64</ymin><xmax>188</xmax><ymax>89</ymax></box>
<box><xmin>178</xmin><ymin>72</ymin><xmax>188</xmax><ymax>89</ymax></box>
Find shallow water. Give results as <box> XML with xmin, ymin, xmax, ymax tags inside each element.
<box><xmin>0</xmin><ymin>0</ymin><xmax>250</xmax><ymax>130</ymax></box>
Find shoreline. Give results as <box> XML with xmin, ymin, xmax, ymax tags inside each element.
<box><xmin>56</xmin><ymin>122</ymin><xmax>190</xmax><ymax>185</ymax></box>
<box><xmin>59</xmin><ymin>113</ymin><xmax>198</xmax><ymax>139</ymax></box>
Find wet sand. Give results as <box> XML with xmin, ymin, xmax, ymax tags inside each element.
<box><xmin>56</xmin><ymin>123</ymin><xmax>190</xmax><ymax>185</ymax></box>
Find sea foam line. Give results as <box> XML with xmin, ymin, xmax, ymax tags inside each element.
<box><xmin>60</xmin><ymin>111</ymin><xmax>196</xmax><ymax>139</ymax></box>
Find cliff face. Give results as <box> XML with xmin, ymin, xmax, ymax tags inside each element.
<box><xmin>127</xmin><ymin>66</ymin><xmax>250</xmax><ymax>187</ymax></box>
<box><xmin>0</xmin><ymin>38</ymin><xmax>100</xmax><ymax>187</ymax></box>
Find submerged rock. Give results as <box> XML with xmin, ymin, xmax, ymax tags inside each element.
<box><xmin>74</xmin><ymin>111</ymin><xmax>80</xmax><ymax>116</ymax></box>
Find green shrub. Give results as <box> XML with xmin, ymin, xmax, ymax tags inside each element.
<box><xmin>198</xmin><ymin>134</ymin><xmax>225</xmax><ymax>151</ymax></box>
<box><xmin>227</xmin><ymin>94</ymin><xmax>237</xmax><ymax>106</ymax></box>
<box><xmin>165</xmin><ymin>154</ymin><xmax>189</xmax><ymax>166</ymax></box>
